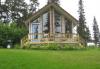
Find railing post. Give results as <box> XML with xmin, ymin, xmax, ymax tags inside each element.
<box><xmin>21</xmin><ymin>39</ymin><xmax>23</xmax><ymax>48</ymax></box>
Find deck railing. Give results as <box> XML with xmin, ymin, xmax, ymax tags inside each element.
<box><xmin>21</xmin><ymin>33</ymin><xmax>82</xmax><ymax>47</ymax></box>
<box><xmin>21</xmin><ymin>35</ymin><xmax>28</xmax><ymax>48</ymax></box>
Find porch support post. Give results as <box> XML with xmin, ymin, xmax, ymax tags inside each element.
<box><xmin>40</xmin><ymin>16</ymin><xmax>43</xmax><ymax>33</ymax></box>
<box><xmin>61</xmin><ymin>16</ymin><xmax>65</xmax><ymax>37</ymax></box>
<box><xmin>52</xmin><ymin>8</ymin><xmax>55</xmax><ymax>35</ymax></box>
<box><xmin>71</xmin><ymin>21</ymin><xmax>73</xmax><ymax>34</ymax></box>
<box><xmin>39</xmin><ymin>16</ymin><xmax>43</xmax><ymax>38</ymax></box>
<box><xmin>69</xmin><ymin>21</ymin><xmax>72</xmax><ymax>38</ymax></box>
<box><xmin>50</xmin><ymin>8</ymin><xmax>53</xmax><ymax>38</ymax></box>
<box><xmin>29</xmin><ymin>21</ymin><xmax>31</xmax><ymax>41</ymax></box>
<box><xmin>71</xmin><ymin>21</ymin><xmax>74</xmax><ymax>40</ymax></box>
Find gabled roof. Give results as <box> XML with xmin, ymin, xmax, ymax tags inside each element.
<box><xmin>25</xmin><ymin>3</ymin><xmax>78</xmax><ymax>24</ymax></box>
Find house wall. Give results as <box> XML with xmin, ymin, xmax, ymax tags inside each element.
<box><xmin>28</xmin><ymin>9</ymin><xmax>75</xmax><ymax>39</ymax></box>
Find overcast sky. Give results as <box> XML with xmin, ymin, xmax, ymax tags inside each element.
<box><xmin>38</xmin><ymin>0</ymin><xmax>100</xmax><ymax>36</ymax></box>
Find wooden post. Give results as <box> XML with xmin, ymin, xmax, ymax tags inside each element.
<box><xmin>61</xmin><ymin>16</ymin><xmax>65</xmax><ymax>37</ymax></box>
<box><xmin>39</xmin><ymin>16</ymin><xmax>43</xmax><ymax>39</ymax></box>
<box><xmin>29</xmin><ymin>21</ymin><xmax>31</xmax><ymax>41</ymax></box>
<box><xmin>71</xmin><ymin>21</ymin><xmax>74</xmax><ymax>34</ymax></box>
<box><xmin>52</xmin><ymin>8</ymin><xmax>55</xmax><ymax>40</ymax></box>
<box><xmin>21</xmin><ymin>39</ymin><xmax>23</xmax><ymax>48</ymax></box>
<box><xmin>52</xmin><ymin>8</ymin><xmax>55</xmax><ymax>34</ymax></box>
<box><xmin>49</xmin><ymin>8</ymin><xmax>53</xmax><ymax>39</ymax></box>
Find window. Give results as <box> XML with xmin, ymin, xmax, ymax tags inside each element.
<box><xmin>32</xmin><ymin>24</ymin><xmax>39</xmax><ymax>39</ymax></box>
<box><xmin>65</xmin><ymin>19</ymin><xmax>72</xmax><ymax>34</ymax></box>
<box><xmin>55</xmin><ymin>12</ymin><xmax>61</xmax><ymax>33</ymax></box>
<box><xmin>43</xmin><ymin>13</ymin><xmax>49</xmax><ymax>33</ymax></box>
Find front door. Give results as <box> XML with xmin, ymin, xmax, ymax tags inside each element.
<box><xmin>32</xmin><ymin>23</ymin><xmax>40</xmax><ymax>42</ymax></box>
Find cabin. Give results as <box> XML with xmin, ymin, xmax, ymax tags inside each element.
<box><xmin>21</xmin><ymin>0</ymin><xmax>82</xmax><ymax>47</ymax></box>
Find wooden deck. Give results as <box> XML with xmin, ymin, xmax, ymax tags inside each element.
<box><xmin>21</xmin><ymin>33</ymin><xmax>82</xmax><ymax>47</ymax></box>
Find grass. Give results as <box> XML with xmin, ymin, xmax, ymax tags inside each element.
<box><xmin>0</xmin><ymin>48</ymin><xmax>100</xmax><ymax>69</ymax></box>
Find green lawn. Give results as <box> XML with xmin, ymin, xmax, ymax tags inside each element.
<box><xmin>0</xmin><ymin>49</ymin><xmax>100</xmax><ymax>69</ymax></box>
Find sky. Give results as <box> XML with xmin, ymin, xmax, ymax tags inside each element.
<box><xmin>38</xmin><ymin>0</ymin><xmax>100</xmax><ymax>36</ymax></box>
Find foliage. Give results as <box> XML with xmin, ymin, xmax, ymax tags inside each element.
<box><xmin>14</xmin><ymin>44</ymin><xmax>21</xmax><ymax>49</ymax></box>
<box><xmin>29</xmin><ymin>0</ymin><xmax>39</xmax><ymax>13</ymax></box>
<box><xmin>77</xmin><ymin>0</ymin><xmax>90</xmax><ymax>46</ymax></box>
<box><xmin>27</xmin><ymin>43</ymin><xmax>85</xmax><ymax>50</ymax></box>
<box><xmin>47</xmin><ymin>43</ymin><xmax>60</xmax><ymax>50</ymax></box>
<box><xmin>0</xmin><ymin>0</ymin><xmax>39</xmax><ymax>26</ymax></box>
<box><xmin>93</xmin><ymin>17</ymin><xmax>100</xmax><ymax>45</ymax></box>
<box><xmin>0</xmin><ymin>23</ymin><xmax>28</xmax><ymax>48</ymax></box>
<box><xmin>0</xmin><ymin>2</ymin><xmax>9</xmax><ymax>23</ymax></box>
<box><xmin>85</xmin><ymin>27</ymin><xmax>91</xmax><ymax>42</ymax></box>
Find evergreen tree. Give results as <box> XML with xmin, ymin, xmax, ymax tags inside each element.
<box><xmin>77</xmin><ymin>0</ymin><xmax>90</xmax><ymax>46</ymax></box>
<box><xmin>85</xmin><ymin>27</ymin><xmax>91</xmax><ymax>42</ymax></box>
<box><xmin>93</xmin><ymin>17</ymin><xmax>100</xmax><ymax>45</ymax></box>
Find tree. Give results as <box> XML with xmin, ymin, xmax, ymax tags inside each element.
<box><xmin>0</xmin><ymin>1</ymin><xmax>9</xmax><ymax>23</ymax></box>
<box><xmin>85</xmin><ymin>27</ymin><xmax>91</xmax><ymax>42</ymax></box>
<box><xmin>29</xmin><ymin>0</ymin><xmax>39</xmax><ymax>13</ymax></box>
<box><xmin>77</xmin><ymin>0</ymin><xmax>90</xmax><ymax>46</ymax></box>
<box><xmin>5</xmin><ymin>0</ymin><xmax>28</xmax><ymax>25</ymax></box>
<box><xmin>4</xmin><ymin>0</ymin><xmax>39</xmax><ymax>26</ymax></box>
<box><xmin>93</xmin><ymin>17</ymin><xmax>100</xmax><ymax>45</ymax></box>
<box><xmin>0</xmin><ymin>0</ymin><xmax>39</xmax><ymax>26</ymax></box>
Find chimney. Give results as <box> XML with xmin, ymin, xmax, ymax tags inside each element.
<box><xmin>48</xmin><ymin>0</ymin><xmax>60</xmax><ymax>4</ymax></box>
<box><xmin>48</xmin><ymin>0</ymin><xmax>53</xmax><ymax>4</ymax></box>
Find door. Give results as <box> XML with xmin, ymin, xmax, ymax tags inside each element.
<box><xmin>32</xmin><ymin>23</ymin><xmax>40</xmax><ymax>42</ymax></box>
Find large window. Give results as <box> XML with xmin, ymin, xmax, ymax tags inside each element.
<box><xmin>55</xmin><ymin>12</ymin><xmax>61</xmax><ymax>33</ymax></box>
<box><xmin>43</xmin><ymin>13</ymin><xmax>50</xmax><ymax>33</ymax></box>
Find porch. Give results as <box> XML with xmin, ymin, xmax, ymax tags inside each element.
<box><xmin>21</xmin><ymin>33</ymin><xmax>82</xmax><ymax>47</ymax></box>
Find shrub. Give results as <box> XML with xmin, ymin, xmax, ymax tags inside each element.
<box><xmin>24</xmin><ymin>43</ymin><xmax>86</xmax><ymax>50</ymax></box>
<box><xmin>14</xmin><ymin>44</ymin><xmax>21</xmax><ymax>49</ymax></box>
<box><xmin>0</xmin><ymin>23</ymin><xmax>28</xmax><ymax>48</ymax></box>
<box><xmin>47</xmin><ymin>43</ymin><xmax>59</xmax><ymax>50</ymax></box>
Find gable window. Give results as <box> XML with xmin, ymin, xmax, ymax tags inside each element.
<box><xmin>32</xmin><ymin>17</ymin><xmax>40</xmax><ymax>23</ymax></box>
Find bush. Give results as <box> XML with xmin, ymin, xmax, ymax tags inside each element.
<box><xmin>14</xmin><ymin>44</ymin><xmax>21</xmax><ymax>49</ymax></box>
<box><xmin>27</xmin><ymin>43</ymin><xmax>85</xmax><ymax>50</ymax></box>
<box><xmin>47</xmin><ymin>43</ymin><xmax>59</xmax><ymax>50</ymax></box>
<box><xmin>0</xmin><ymin>46</ymin><xmax>3</xmax><ymax>48</ymax></box>
<box><xmin>0</xmin><ymin>23</ymin><xmax>28</xmax><ymax>48</ymax></box>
